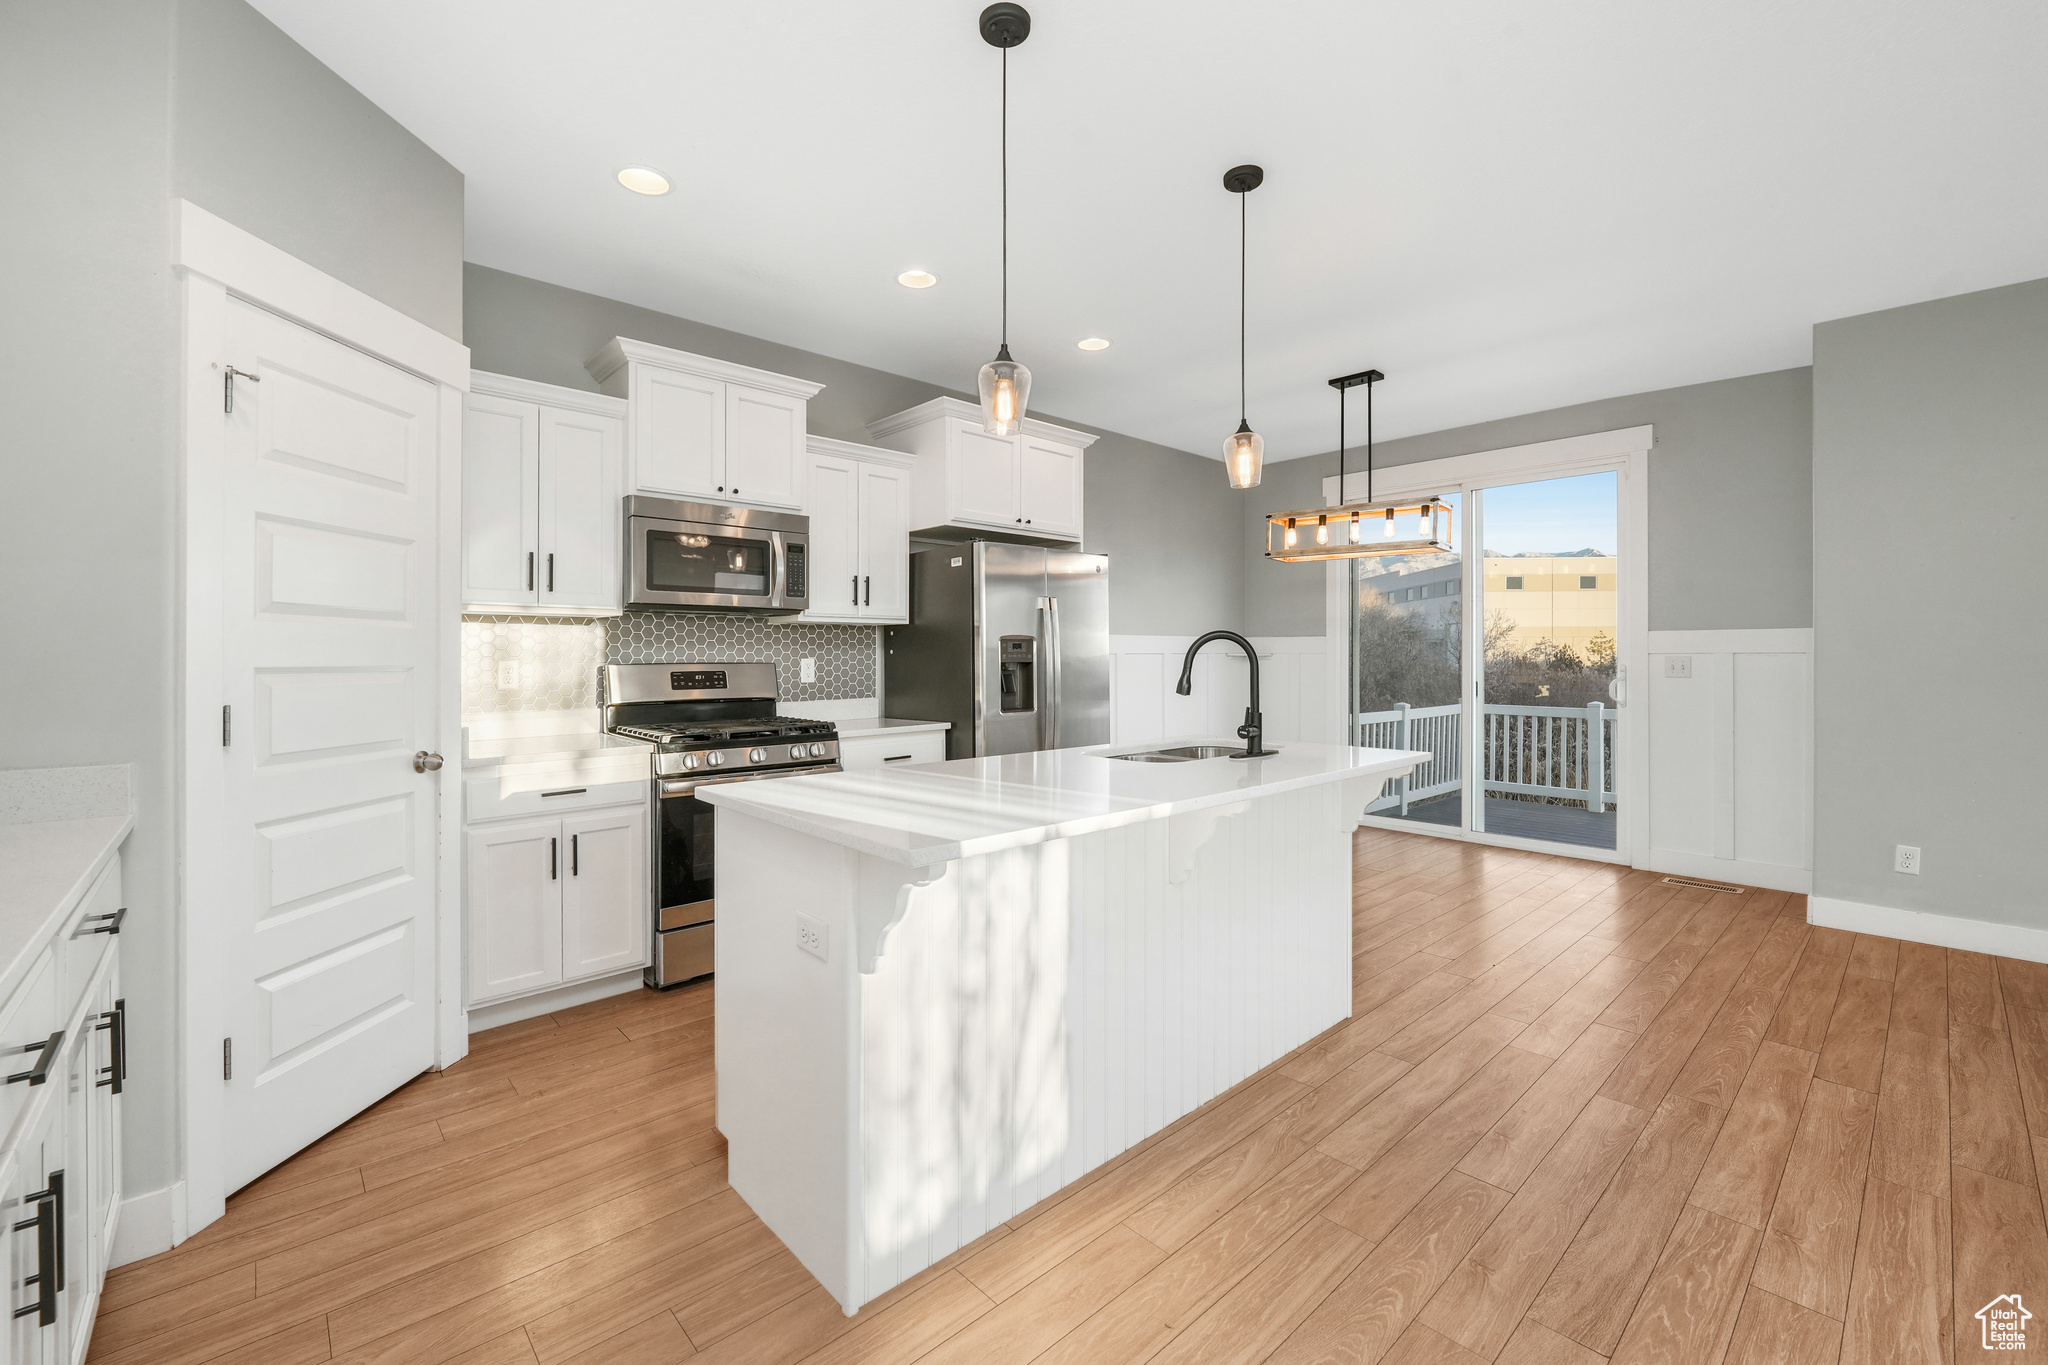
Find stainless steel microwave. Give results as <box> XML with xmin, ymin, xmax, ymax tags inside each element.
<box><xmin>624</xmin><ymin>496</ymin><xmax>810</xmax><ymax>615</ymax></box>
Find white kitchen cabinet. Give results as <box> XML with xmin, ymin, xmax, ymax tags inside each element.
<box><xmin>836</xmin><ymin>729</ymin><xmax>948</xmax><ymax>771</ymax></box>
<box><xmin>866</xmin><ymin>397</ymin><xmax>1093</xmax><ymax>543</ymax></box>
<box><xmin>463</xmin><ymin>373</ymin><xmax>625</xmax><ymax>615</ymax></box>
<box><xmin>798</xmin><ymin>437</ymin><xmax>914</xmax><ymax>624</ymax></box>
<box><xmin>465</xmin><ymin>795</ymin><xmax>649</xmax><ymax>1009</ymax></box>
<box><xmin>588</xmin><ymin>337</ymin><xmax>823</xmax><ymax>513</ymax></box>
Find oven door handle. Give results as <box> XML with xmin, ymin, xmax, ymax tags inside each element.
<box><xmin>660</xmin><ymin>763</ymin><xmax>841</xmax><ymax>798</ymax></box>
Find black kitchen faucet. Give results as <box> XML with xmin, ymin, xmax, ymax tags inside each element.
<box><xmin>1175</xmin><ymin>630</ymin><xmax>1274</xmax><ymax>758</ymax></box>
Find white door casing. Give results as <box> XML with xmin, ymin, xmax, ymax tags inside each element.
<box><xmin>216</xmin><ymin>297</ymin><xmax>444</xmax><ymax>1193</ymax></box>
<box><xmin>179</xmin><ymin>199</ymin><xmax>469</xmax><ymax>1239</ymax></box>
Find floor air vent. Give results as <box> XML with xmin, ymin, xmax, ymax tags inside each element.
<box><xmin>1661</xmin><ymin>876</ymin><xmax>1745</xmax><ymax>894</ymax></box>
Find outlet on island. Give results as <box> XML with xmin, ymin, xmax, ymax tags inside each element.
<box><xmin>796</xmin><ymin>912</ymin><xmax>829</xmax><ymax>960</ymax></box>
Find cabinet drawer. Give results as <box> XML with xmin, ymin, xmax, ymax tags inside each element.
<box><xmin>0</xmin><ymin>948</ymin><xmax>58</xmax><ymax>1146</ymax></box>
<box><xmin>838</xmin><ymin>731</ymin><xmax>948</xmax><ymax>771</ymax></box>
<box><xmin>465</xmin><ymin>771</ymin><xmax>649</xmax><ymax>824</ymax></box>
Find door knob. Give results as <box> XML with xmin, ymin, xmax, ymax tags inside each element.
<box><xmin>413</xmin><ymin>751</ymin><xmax>445</xmax><ymax>773</ymax></box>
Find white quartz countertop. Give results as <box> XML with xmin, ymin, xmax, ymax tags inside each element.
<box><xmin>0</xmin><ymin>813</ymin><xmax>131</xmax><ymax>1003</ymax></box>
<box><xmin>699</xmin><ymin>737</ymin><xmax>1428</xmax><ymax>867</ymax></box>
<box><xmin>830</xmin><ymin>716</ymin><xmax>951</xmax><ymax>740</ymax></box>
<box><xmin>461</xmin><ymin>730</ymin><xmax>653</xmax><ymax>770</ymax></box>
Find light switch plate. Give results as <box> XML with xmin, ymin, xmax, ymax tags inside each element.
<box><xmin>800</xmin><ymin>657</ymin><xmax>816</xmax><ymax>683</ymax></box>
<box><xmin>1662</xmin><ymin>656</ymin><xmax>1693</xmax><ymax>679</ymax></box>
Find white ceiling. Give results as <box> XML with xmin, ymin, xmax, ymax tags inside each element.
<box><xmin>252</xmin><ymin>0</ymin><xmax>2048</xmax><ymax>460</ymax></box>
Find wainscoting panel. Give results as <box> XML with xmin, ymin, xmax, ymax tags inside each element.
<box><xmin>1645</xmin><ymin>628</ymin><xmax>1812</xmax><ymax>892</ymax></box>
<box><xmin>1107</xmin><ymin>636</ymin><xmax>1333</xmax><ymax>748</ymax></box>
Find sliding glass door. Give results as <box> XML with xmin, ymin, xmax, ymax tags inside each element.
<box><xmin>1352</xmin><ymin>464</ymin><xmax>1628</xmax><ymax>858</ymax></box>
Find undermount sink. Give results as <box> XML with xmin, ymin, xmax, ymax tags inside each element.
<box><xmin>1107</xmin><ymin>745</ymin><xmax>1248</xmax><ymax>762</ymax></box>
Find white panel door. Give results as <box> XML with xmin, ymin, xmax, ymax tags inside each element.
<box><xmin>1018</xmin><ymin>438</ymin><xmax>1080</xmax><ymax>537</ymax></box>
<box><xmin>459</xmin><ymin>393</ymin><xmax>538</xmax><ymax>608</ymax></box>
<box><xmin>219</xmin><ymin>297</ymin><xmax>442</xmax><ymax>1193</ymax></box>
<box><xmin>950</xmin><ymin>422</ymin><xmax>1020</xmax><ymax>527</ymax></box>
<box><xmin>634</xmin><ymin>366</ymin><xmax>723</xmax><ymax>498</ymax></box>
<box><xmin>803</xmin><ymin>452</ymin><xmax>862</xmax><ymax>621</ymax></box>
<box><xmin>560</xmin><ymin>807</ymin><xmax>649</xmax><ymax>981</ymax></box>
<box><xmin>859</xmin><ymin>462</ymin><xmax>911</xmax><ymax>621</ymax></box>
<box><xmin>724</xmin><ymin>386</ymin><xmax>805</xmax><ymax>508</ymax></box>
<box><xmin>467</xmin><ymin>819</ymin><xmax>563</xmax><ymax>1003</ymax></box>
<box><xmin>538</xmin><ymin>406</ymin><xmax>621</xmax><ymax>613</ymax></box>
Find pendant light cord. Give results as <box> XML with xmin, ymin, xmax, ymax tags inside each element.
<box><xmin>1239</xmin><ymin>190</ymin><xmax>1247</xmax><ymax>422</ymax></box>
<box><xmin>1367</xmin><ymin>373</ymin><xmax>1375</xmax><ymax>505</ymax></box>
<box><xmin>1001</xmin><ymin>45</ymin><xmax>1009</xmax><ymax>347</ymax></box>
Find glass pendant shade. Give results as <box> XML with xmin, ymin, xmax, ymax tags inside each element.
<box><xmin>979</xmin><ymin>344</ymin><xmax>1031</xmax><ymax>436</ymax></box>
<box><xmin>1265</xmin><ymin>497</ymin><xmax>1453</xmax><ymax>562</ymax></box>
<box><xmin>1223</xmin><ymin>421</ymin><xmax>1264</xmax><ymax>489</ymax></box>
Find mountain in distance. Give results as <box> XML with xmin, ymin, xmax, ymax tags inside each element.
<box><xmin>1480</xmin><ymin>547</ymin><xmax>1609</xmax><ymax>558</ymax></box>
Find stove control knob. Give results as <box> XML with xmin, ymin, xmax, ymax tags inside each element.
<box><xmin>811</xmin><ymin>742</ymin><xmax>829</xmax><ymax>758</ymax></box>
<box><xmin>748</xmin><ymin>747</ymin><xmax>768</xmax><ymax>764</ymax></box>
<box><xmin>680</xmin><ymin>753</ymin><xmax>701</xmax><ymax>771</ymax></box>
<box><xmin>706</xmin><ymin>752</ymin><xmax>725</xmax><ymax>768</ymax></box>
<box><xmin>789</xmin><ymin>744</ymin><xmax>807</xmax><ymax>761</ymax></box>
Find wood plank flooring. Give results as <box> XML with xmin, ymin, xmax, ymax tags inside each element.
<box><xmin>93</xmin><ymin>828</ymin><xmax>2043</xmax><ymax>1364</ymax></box>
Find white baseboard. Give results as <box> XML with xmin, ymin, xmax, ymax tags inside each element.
<box><xmin>1648</xmin><ymin>848</ymin><xmax>1811</xmax><ymax>895</ymax></box>
<box><xmin>111</xmin><ymin>1182</ymin><xmax>181</xmax><ymax>1268</ymax></box>
<box><xmin>466</xmin><ymin>968</ymin><xmax>648</xmax><ymax>1034</ymax></box>
<box><xmin>1808</xmin><ymin>895</ymin><xmax>2048</xmax><ymax>964</ymax></box>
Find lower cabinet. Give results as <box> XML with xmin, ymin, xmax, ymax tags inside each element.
<box><xmin>3</xmin><ymin>853</ymin><xmax>123</xmax><ymax>1365</ymax></box>
<box><xmin>467</xmin><ymin>802</ymin><xmax>649</xmax><ymax>1008</ymax></box>
<box><xmin>837</xmin><ymin>730</ymin><xmax>948</xmax><ymax>771</ymax></box>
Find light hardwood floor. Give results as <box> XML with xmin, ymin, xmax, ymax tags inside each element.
<box><xmin>91</xmin><ymin>827</ymin><xmax>2048</xmax><ymax>1364</ymax></box>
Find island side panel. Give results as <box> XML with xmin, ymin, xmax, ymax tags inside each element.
<box><xmin>854</xmin><ymin>781</ymin><xmax>1354</xmax><ymax>1306</ymax></box>
<box><xmin>713</xmin><ymin>808</ymin><xmax>861</xmax><ymax>1311</ymax></box>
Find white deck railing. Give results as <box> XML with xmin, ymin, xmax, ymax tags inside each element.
<box><xmin>1357</xmin><ymin>700</ymin><xmax>1613</xmax><ymax>815</ymax></box>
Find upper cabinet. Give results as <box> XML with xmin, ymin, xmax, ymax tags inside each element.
<box><xmin>800</xmin><ymin>436</ymin><xmax>914</xmax><ymax>624</ymax></box>
<box><xmin>462</xmin><ymin>373</ymin><xmax>625</xmax><ymax>615</ymax></box>
<box><xmin>587</xmin><ymin>338</ymin><xmax>824</xmax><ymax>512</ymax></box>
<box><xmin>865</xmin><ymin>397</ymin><xmax>1093</xmax><ymax>543</ymax></box>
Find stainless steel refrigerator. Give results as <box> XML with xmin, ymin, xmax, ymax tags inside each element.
<box><xmin>884</xmin><ymin>543</ymin><xmax>1111</xmax><ymax>759</ymax></box>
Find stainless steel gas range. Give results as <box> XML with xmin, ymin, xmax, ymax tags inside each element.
<box><xmin>602</xmin><ymin>662</ymin><xmax>840</xmax><ymax>988</ymax></box>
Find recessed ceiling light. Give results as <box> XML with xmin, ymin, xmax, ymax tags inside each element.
<box><xmin>617</xmin><ymin>166</ymin><xmax>671</xmax><ymax>196</ymax></box>
<box><xmin>897</xmin><ymin>270</ymin><xmax>938</xmax><ymax>289</ymax></box>
<box><xmin>1077</xmin><ymin>337</ymin><xmax>1110</xmax><ymax>351</ymax></box>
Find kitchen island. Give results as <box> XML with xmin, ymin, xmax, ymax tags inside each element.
<box><xmin>701</xmin><ymin>736</ymin><xmax>1426</xmax><ymax>1315</ymax></box>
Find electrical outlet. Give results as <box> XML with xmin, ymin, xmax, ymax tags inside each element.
<box><xmin>495</xmin><ymin>660</ymin><xmax>519</xmax><ymax>689</ymax></box>
<box><xmin>796</xmin><ymin>912</ymin><xmax>829</xmax><ymax>960</ymax></box>
<box><xmin>800</xmin><ymin>657</ymin><xmax>817</xmax><ymax>683</ymax></box>
<box><xmin>1895</xmin><ymin>845</ymin><xmax>1921</xmax><ymax>875</ymax></box>
<box><xmin>1662</xmin><ymin>656</ymin><xmax>1693</xmax><ymax>679</ymax></box>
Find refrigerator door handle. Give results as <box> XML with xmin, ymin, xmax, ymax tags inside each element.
<box><xmin>1040</xmin><ymin>594</ymin><xmax>1062</xmax><ymax>750</ymax></box>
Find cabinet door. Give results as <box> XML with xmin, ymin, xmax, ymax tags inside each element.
<box><xmin>1018</xmin><ymin>438</ymin><xmax>1082</xmax><ymax>538</ymax></box>
<box><xmin>801</xmin><ymin>453</ymin><xmax>862</xmax><ymax>622</ymax></box>
<box><xmin>633</xmin><ymin>366</ymin><xmax>724</xmax><ymax>498</ymax></box>
<box><xmin>950</xmin><ymin>422</ymin><xmax>1022</xmax><ymax>527</ymax></box>
<box><xmin>5</xmin><ymin>1102</ymin><xmax>57</xmax><ymax>1363</ymax></box>
<box><xmin>59</xmin><ymin>1018</ymin><xmax>92</xmax><ymax>1355</ymax></box>
<box><xmin>858</xmin><ymin>462</ymin><xmax>912</xmax><ymax>621</ymax></box>
<box><xmin>466</xmin><ymin>820</ymin><xmax>563</xmax><ymax>1004</ymax></box>
<box><xmin>538</xmin><ymin>406</ymin><xmax>622</xmax><ymax>613</ymax></box>
<box><xmin>86</xmin><ymin>966</ymin><xmax>118</xmax><ymax>1293</ymax></box>
<box><xmin>559</xmin><ymin>807</ymin><xmax>649</xmax><ymax>982</ymax></box>
<box><xmin>723</xmin><ymin>387</ymin><xmax>805</xmax><ymax>509</ymax></box>
<box><xmin>461</xmin><ymin>393</ymin><xmax>540</xmax><ymax>608</ymax></box>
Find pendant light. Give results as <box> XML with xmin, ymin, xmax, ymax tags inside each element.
<box><xmin>977</xmin><ymin>4</ymin><xmax>1032</xmax><ymax>435</ymax></box>
<box><xmin>1222</xmin><ymin>164</ymin><xmax>1265</xmax><ymax>488</ymax></box>
<box><xmin>1265</xmin><ymin>368</ymin><xmax>1454</xmax><ymax>562</ymax></box>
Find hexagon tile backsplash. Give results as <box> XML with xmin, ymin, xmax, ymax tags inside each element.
<box><xmin>462</xmin><ymin>613</ymin><xmax>878</xmax><ymax>715</ymax></box>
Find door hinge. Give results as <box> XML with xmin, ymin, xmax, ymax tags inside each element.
<box><xmin>222</xmin><ymin>1037</ymin><xmax>232</xmax><ymax>1081</ymax></box>
<box><xmin>222</xmin><ymin>704</ymin><xmax>232</xmax><ymax>747</ymax></box>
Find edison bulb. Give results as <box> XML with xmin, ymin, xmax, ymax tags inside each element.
<box><xmin>977</xmin><ymin>345</ymin><xmax>1031</xmax><ymax>436</ymax></box>
<box><xmin>1283</xmin><ymin>518</ymin><xmax>1298</xmax><ymax>548</ymax></box>
<box><xmin>1315</xmin><ymin>516</ymin><xmax>1329</xmax><ymax>545</ymax></box>
<box><xmin>1383</xmin><ymin>509</ymin><xmax>1397</xmax><ymax>538</ymax></box>
<box><xmin>1223</xmin><ymin>421</ymin><xmax>1264</xmax><ymax>489</ymax></box>
<box><xmin>1349</xmin><ymin>513</ymin><xmax>1362</xmax><ymax>544</ymax></box>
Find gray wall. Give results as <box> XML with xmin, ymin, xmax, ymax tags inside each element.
<box><xmin>0</xmin><ymin>0</ymin><xmax>464</xmax><ymax>1211</ymax></box>
<box><xmin>466</xmin><ymin>265</ymin><xmax>1244</xmax><ymax>635</ymax></box>
<box><xmin>1242</xmin><ymin>368</ymin><xmax>1815</xmax><ymax>636</ymax></box>
<box><xmin>1812</xmin><ymin>278</ymin><xmax>2048</xmax><ymax>927</ymax></box>
<box><xmin>172</xmin><ymin>0</ymin><xmax>466</xmax><ymax>340</ymax></box>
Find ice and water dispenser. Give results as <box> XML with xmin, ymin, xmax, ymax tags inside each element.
<box><xmin>998</xmin><ymin>635</ymin><xmax>1036</xmax><ymax>713</ymax></box>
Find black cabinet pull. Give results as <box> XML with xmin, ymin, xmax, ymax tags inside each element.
<box><xmin>75</xmin><ymin>906</ymin><xmax>125</xmax><ymax>937</ymax></box>
<box><xmin>884</xmin><ymin>755</ymin><xmax>914</xmax><ymax>762</ymax></box>
<box><xmin>851</xmin><ymin>574</ymin><xmax>858</xmax><ymax>606</ymax></box>
<box><xmin>527</xmin><ymin>552</ymin><xmax>534</xmax><ymax>590</ymax></box>
<box><xmin>864</xmin><ymin>575</ymin><xmax>871</xmax><ymax>606</ymax></box>
<box><xmin>550</xmin><ymin>837</ymin><xmax>557</xmax><ymax>881</ymax></box>
<box><xmin>7</xmin><ymin>1032</ymin><xmax>62</xmax><ymax>1086</ymax></box>
<box><xmin>11</xmin><ymin>1176</ymin><xmax>55</xmax><ymax>1324</ymax></box>
<box><xmin>96</xmin><ymin>1000</ymin><xmax>126</xmax><ymax>1094</ymax></box>
<box><xmin>571</xmin><ymin>834</ymin><xmax>579</xmax><ymax>877</ymax></box>
<box><xmin>547</xmin><ymin>553</ymin><xmax>554</xmax><ymax>592</ymax></box>
<box><xmin>539</xmin><ymin>788</ymin><xmax>587</xmax><ymax>798</ymax></box>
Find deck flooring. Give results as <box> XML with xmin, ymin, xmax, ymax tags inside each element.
<box><xmin>92</xmin><ymin>827</ymin><xmax>2032</xmax><ymax>1364</ymax></box>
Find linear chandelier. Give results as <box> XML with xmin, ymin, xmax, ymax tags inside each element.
<box><xmin>1265</xmin><ymin>368</ymin><xmax>1453</xmax><ymax>562</ymax></box>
